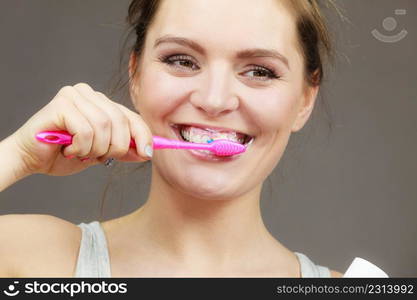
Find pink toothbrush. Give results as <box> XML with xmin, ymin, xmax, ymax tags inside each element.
<box><xmin>35</xmin><ymin>130</ymin><xmax>246</xmax><ymax>156</ymax></box>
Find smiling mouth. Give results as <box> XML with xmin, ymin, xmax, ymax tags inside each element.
<box><xmin>171</xmin><ymin>123</ymin><xmax>254</xmax><ymax>146</ymax></box>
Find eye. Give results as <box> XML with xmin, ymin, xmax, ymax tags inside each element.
<box><xmin>242</xmin><ymin>65</ymin><xmax>280</xmax><ymax>81</ymax></box>
<box><xmin>158</xmin><ymin>54</ymin><xmax>280</xmax><ymax>81</ymax></box>
<box><xmin>159</xmin><ymin>54</ymin><xmax>200</xmax><ymax>71</ymax></box>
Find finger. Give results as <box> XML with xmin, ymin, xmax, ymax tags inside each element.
<box><xmin>52</xmin><ymin>96</ymin><xmax>94</xmax><ymax>158</ymax></box>
<box><xmin>59</xmin><ymin>85</ymin><xmax>111</xmax><ymax>159</ymax></box>
<box><xmin>112</xmin><ymin>101</ymin><xmax>154</xmax><ymax>160</ymax></box>
<box><xmin>73</xmin><ymin>83</ymin><xmax>130</xmax><ymax>161</ymax></box>
<box><xmin>116</xmin><ymin>147</ymin><xmax>150</xmax><ymax>163</ymax></box>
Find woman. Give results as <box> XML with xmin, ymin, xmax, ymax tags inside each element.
<box><xmin>0</xmin><ymin>0</ymin><xmax>344</xmax><ymax>277</ymax></box>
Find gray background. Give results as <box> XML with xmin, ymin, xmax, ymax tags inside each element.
<box><xmin>0</xmin><ymin>0</ymin><xmax>415</xmax><ymax>277</ymax></box>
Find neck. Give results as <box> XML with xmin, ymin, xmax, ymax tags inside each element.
<box><xmin>125</xmin><ymin>165</ymin><xmax>290</xmax><ymax>273</ymax></box>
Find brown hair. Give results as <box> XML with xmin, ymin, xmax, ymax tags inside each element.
<box><xmin>286</xmin><ymin>0</ymin><xmax>336</xmax><ymax>85</ymax></box>
<box><xmin>99</xmin><ymin>0</ymin><xmax>341</xmax><ymax>221</ymax></box>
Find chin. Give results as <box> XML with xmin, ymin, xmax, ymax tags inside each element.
<box><xmin>177</xmin><ymin>172</ymin><xmax>245</xmax><ymax>201</ymax></box>
<box><xmin>153</xmin><ymin>148</ymin><xmax>257</xmax><ymax>201</ymax></box>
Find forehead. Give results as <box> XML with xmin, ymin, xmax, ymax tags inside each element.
<box><xmin>148</xmin><ymin>0</ymin><xmax>299</xmax><ymax>59</ymax></box>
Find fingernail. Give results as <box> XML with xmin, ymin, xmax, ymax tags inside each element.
<box><xmin>65</xmin><ymin>155</ymin><xmax>75</xmax><ymax>159</ymax></box>
<box><xmin>144</xmin><ymin>144</ymin><xmax>153</xmax><ymax>158</ymax></box>
<box><xmin>80</xmin><ymin>157</ymin><xmax>90</xmax><ymax>162</ymax></box>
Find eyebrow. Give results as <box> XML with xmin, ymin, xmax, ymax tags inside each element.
<box><xmin>154</xmin><ymin>35</ymin><xmax>290</xmax><ymax>70</ymax></box>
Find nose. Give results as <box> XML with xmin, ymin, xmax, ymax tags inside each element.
<box><xmin>189</xmin><ymin>63</ymin><xmax>239</xmax><ymax>117</ymax></box>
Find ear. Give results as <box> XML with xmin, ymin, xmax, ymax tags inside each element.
<box><xmin>128</xmin><ymin>52</ymin><xmax>137</xmax><ymax>79</ymax></box>
<box><xmin>291</xmin><ymin>84</ymin><xmax>320</xmax><ymax>133</ymax></box>
<box><xmin>128</xmin><ymin>52</ymin><xmax>141</xmax><ymax>113</ymax></box>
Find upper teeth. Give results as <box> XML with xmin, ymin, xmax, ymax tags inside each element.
<box><xmin>180</xmin><ymin>126</ymin><xmax>246</xmax><ymax>144</ymax></box>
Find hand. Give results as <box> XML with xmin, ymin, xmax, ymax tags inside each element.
<box><xmin>10</xmin><ymin>83</ymin><xmax>153</xmax><ymax>176</ymax></box>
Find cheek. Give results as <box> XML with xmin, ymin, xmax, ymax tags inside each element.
<box><xmin>246</xmin><ymin>88</ymin><xmax>300</xmax><ymax>134</ymax></box>
<box><xmin>132</xmin><ymin>66</ymin><xmax>194</xmax><ymax>124</ymax></box>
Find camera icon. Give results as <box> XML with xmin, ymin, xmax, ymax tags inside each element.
<box><xmin>372</xmin><ymin>9</ymin><xmax>407</xmax><ymax>43</ymax></box>
<box><xmin>371</xmin><ymin>9</ymin><xmax>408</xmax><ymax>43</ymax></box>
<box><xmin>3</xmin><ymin>281</ymin><xmax>20</xmax><ymax>297</ymax></box>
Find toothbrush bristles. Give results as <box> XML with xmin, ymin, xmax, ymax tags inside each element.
<box><xmin>210</xmin><ymin>139</ymin><xmax>246</xmax><ymax>156</ymax></box>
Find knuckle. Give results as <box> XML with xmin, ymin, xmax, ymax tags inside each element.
<box><xmin>73</xmin><ymin>82</ymin><xmax>91</xmax><ymax>90</ymax></box>
<box><xmin>95</xmin><ymin>91</ymin><xmax>107</xmax><ymax>99</ymax></box>
<box><xmin>132</xmin><ymin>116</ymin><xmax>145</xmax><ymax>129</ymax></box>
<box><xmin>115</xmin><ymin>113</ymin><xmax>129</xmax><ymax>127</ymax></box>
<box><xmin>51</xmin><ymin>95</ymin><xmax>68</xmax><ymax>105</ymax></box>
<box><xmin>79</xmin><ymin>128</ymin><xmax>94</xmax><ymax>140</ymax></box>
<box><xmin>110</xmin><ymin>146</ymin><xmax>128</xmax><ymax>157</ymax></box>
<box><xmin>116</xmin><ymin>103</ymin><xmax>136</xmax><ymax>116</ymax></box>
<box><xmin>95</xmin><ymin>148</ymin><xmax>110</xmax><ymax>158</ymax></box>
<box><xmin>142</xmin><ymin>126</ymin><xmax>153</xmax><ymax>139</ymax></box>
<box><xmin>58</xmin><ymin>85</ymin><xmax>74</xmax><ymax>96</ymax></box>
<box><xmin>136</xmin><ymin>112</ymin><xmax>146</xmax><ymax>122</ymax></box>
<box><xmin>133</xmin><ymin>120</ymin><xmax>150</xmax><ymax>139</ymax></box>
<box><xmin>134</xmin><ymin>116</ymin><xmax>145</xmax><ymax>128</ymax></box>
<box><xmin>114</xmin><ymin>102</ymin><xmax>127</xmax><ymax>109</ymax></box>
<box><xmin>97</xmin><ymin>116</ymin><xmax>111</xmax><ymax>129</ymax></box>
<box><xmin>71</xmin><ymin>145</ymin><xmax>88</xmax><ymax>157</ymax></box>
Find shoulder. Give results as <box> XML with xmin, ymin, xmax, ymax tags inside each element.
<box><xmin>0</xmin><ymin>214</ymin><xmax>81</xmax><ymax>277</ymax></box>
<box><xmin>330</xmin><ymin>269</ymin><xmax>344</xmax><ymax>278</ymax></box>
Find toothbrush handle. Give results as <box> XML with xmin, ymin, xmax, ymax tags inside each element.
<box><xmin>35</xmin><ymin>130</ymin><xmax>138</xmax><ymax>147</ymax></box>
<box><xmin>35</xmin><ymin>130</ymin><xmax>212</xmax><ymax>151</ymax></box>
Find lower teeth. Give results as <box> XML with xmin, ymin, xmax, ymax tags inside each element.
<box><xmin>194</xmin><ymin>150</ymin><xmax>212</xmax><ymax>155</ymax></box>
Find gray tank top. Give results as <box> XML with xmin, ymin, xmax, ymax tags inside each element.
<box><xmin>74</xmin><ymin>221</ymin><xmax>331</xmax><ymax>278</ymax></box>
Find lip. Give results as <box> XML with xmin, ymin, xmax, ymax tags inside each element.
<box><xmin>169</xmin><ymin>124</ymin><xmax>248</xmax><ymax>162</ymax></box>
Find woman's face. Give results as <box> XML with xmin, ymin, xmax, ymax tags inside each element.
<box><xmin>130</xmin><ymin>0</ymin><xmax>318</xmax><ymax>200</ymax></box>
